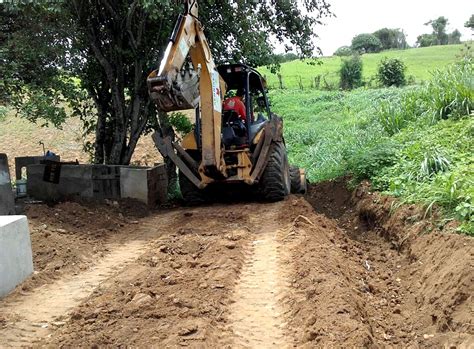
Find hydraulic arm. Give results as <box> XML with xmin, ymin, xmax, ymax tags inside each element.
<box><xmin>147</xmin><ymin>0</ymin><xmax>226</xmax><ymax>179</ymax></box>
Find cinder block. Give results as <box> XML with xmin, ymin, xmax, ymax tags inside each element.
<box><xmin>0</xmin><ymin>154</ymin><xmax>15</xmax><ymax>215</ymax></box>
<box><xmin>120</xmin><ymin>165</ymin><xmax>168</xmax><ymax>206</ymax></box>
<box><xmin>0</xmin><ymin>216</ymin><xmax>34</xmax><ymax>298</ymax></box>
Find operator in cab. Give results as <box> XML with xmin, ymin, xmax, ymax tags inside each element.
<box><xmin>223</xmin><ymin>88</ymin><xmax>246</xmax><ymax>122</ymax></box>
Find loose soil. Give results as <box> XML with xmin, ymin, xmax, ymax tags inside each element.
<box><xmin>0</xmin><ymin>179</ymin><xmax>472</xmax><ymax>348</ymax></box>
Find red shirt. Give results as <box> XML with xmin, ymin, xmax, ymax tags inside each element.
<box><xmin>223</xmin><ymin>97</ymin><xmax>246</xmax><ymax>120</ymax></box>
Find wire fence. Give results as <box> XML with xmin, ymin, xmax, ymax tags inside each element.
<box><xmin>263</xmin><ymin>72</ymin><xmax>341</xmax><ymax>91</ymax></box>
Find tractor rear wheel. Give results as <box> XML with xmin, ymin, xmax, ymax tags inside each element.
<box><xmin>290</xmin><ymin>166</ymin><xmax>308</xmax><ymax>194</ymax></box>
<box><xmin>259</xmin><ymin>141</ymin><xmax>291</xmax><ymax>201</ymax></box>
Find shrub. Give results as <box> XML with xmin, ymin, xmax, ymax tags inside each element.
<box><xmin>168</xmin><ymin>112</ymin><xmax>193</xmax><ymax>136</ymax></box>
<box><xmin>377</xmin><ymin>57</ymin><xmax>407</xmax><ymax>87</ymax></box>
<box><xmin>351</xmin><ymin>33</ymin><xmax>383</xmax><ymax>53</ymax></box>
<box><xmin>339</xmin><ymin>55</ymin><xmax>363</xmax><ymax>90</ymax></box>
<box><xmin>347</xmin><ymin>139</ymin><xmax>399</xmax><ymax>184</ymax></box>
<box><xmin>334</xmin><ymin>46</ymin><xmax>353</xmax><ymax>56</ymax></box>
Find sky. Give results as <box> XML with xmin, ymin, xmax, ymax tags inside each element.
<box><xmin>291</xmin><ymin>0</ymin><xmax>473</xmax><ymax>56</ymax></box>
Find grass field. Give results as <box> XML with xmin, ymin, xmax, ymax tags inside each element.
<box><xmin>271</xmin><ymin>55</ymin><xmax>473</xmax><ymax>234</ymax></box>
<box><xmin>260</xmin><ymin>44</ymin><xmax>467</xmax><ymax>89</ymax></box>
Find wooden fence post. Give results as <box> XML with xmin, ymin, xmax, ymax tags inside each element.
<box><xmin>298</xmin><ymin>76</ymin><xmax>304</xmax><ymax>90</ymax></box>
<box><xmin>277</xmin><ymin>73</ymin><xmax>284</xmax><ymax>89</ymax></box>
<box><xmin>314</xmin><ymin>75</ymin><xmax>321</xmax><ymax>89</ymax></box>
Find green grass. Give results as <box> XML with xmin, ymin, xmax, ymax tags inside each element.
<box><xmin>270</xmin><ymin>88</ymin><xmax>395</xmax><ymax>181</ymax></box>
<box><xmin>272</xmin><ymin>55</ymin><xmax>473</xmax><ymax>234</ymax></box>
<box><xmin>260</xmin><ymin>44</ymin><xmax>466</xmax><ymax>89</ymax></box>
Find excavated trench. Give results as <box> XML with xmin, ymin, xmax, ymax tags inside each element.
<box><xmin>0</xmin><ymin>180</ymin><xmax>472</xmax><ymax>348</ymax></box>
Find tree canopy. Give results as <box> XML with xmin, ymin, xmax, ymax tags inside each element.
<box><xmin>351</xmin><ymin>33</ymin><xmax>383</xmax><ymax>53</ymax></box>
<box><xmin>1</xmin><ymin>0</ymin><xmax>332</xmax><ymax>164</ymax></box>
<box><xmin>465</xmin><ymin>14</ymin><xmax>474</xmax><ymax>30</ymax></box>
<box><xmin>416</xmin><ymin>16</ymin><xmax>461</xmax><ymax>47</ymax></box>
<box><xmin>373</xmin><ymin>28</ymin><xmax>407</xmax><ymax>50</ymax></box>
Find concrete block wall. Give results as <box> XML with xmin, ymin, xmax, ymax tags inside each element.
<box><xmin>0</xmin><ymin>216</ymin><xmax>34</xmax><ymax>298</ymax></box>
<box><xmin>27</xmin><ymin>164</ymin><xmax>122</xmax><ymax>201</ymax></box>
<box><xmin>15</xmin><ymin>155</ymin><xmax>60</xmax><ymax>180</ymax></box>
<box><xmin>27</xmin><ymin>164</ymin><xmax>95</xmax><ymax>201</ymax></box>
<box><xmin>120</xmin><ymin>164</ymin><xmax>168</xmax><ymax>206</ymax></box>
<box><xmin>0</xmin><ymin>154</ymin><xmax>15</xmax><ymax>215</ymax></box>
<box><xmin>27</xmin><ymin>163</ymin><xmax>167</xmax><ymax>205</ymax></box>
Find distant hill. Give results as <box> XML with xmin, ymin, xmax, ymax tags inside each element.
<box><xmin>259</xmin><ymin>44</ymin><xmax>466</xmax><ymax>89</ymax></box>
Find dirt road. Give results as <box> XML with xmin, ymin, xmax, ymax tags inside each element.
<box><xmin>0</xmin><ymin>181</ymin><xmax>472</xmax><ymax>348</ymax></box>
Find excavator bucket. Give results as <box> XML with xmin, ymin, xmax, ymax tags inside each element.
<box><xmin>147</xmin><ymin>69</ymin><xmax>200</xmax><ymax>112</ymax></box>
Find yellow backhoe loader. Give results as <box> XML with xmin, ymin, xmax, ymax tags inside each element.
<box><xmin>147</xmin><ymin>0</ymin><xmax>306</xmax><ymax>204</ymax></box>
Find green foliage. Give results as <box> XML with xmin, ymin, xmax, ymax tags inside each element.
<box><xmin>466</xmin><ymin>14</ymin><xmax>474</xmax><ymax>29</ymax></box>
<box><xmin>373</xmin><ymin>28</ymin><xmax>408</xmax><ymax>50</ymax></box>
<box><xmin>1</xmin><ymin>0</ymin><xmax>332</xmax><ymax>164</ymax></box>
<box><xmin>418</xmin><ymin>16</ymin><xmax>461</xmax><ymax>47</ymax></box>
<box><xmin>168</xmin><ymin>112</ymin><xmax>193</xmax><ymax>137</ymax></box>
<box><xmin>274</xmin><ymin>52</ymin><xmax>299</xmax><ymax>63</ymax></box>
<box><xmin>377</xmin><ymin>57</ymin><xmax>407</xmax><ymax>87</ymax></box>
<box><xmin>374</xmin><ymin>119</ymin><xmax>474</xmax><ymax>234</ymax></box>
<box><xmin>334</xmin><ymin>46</ymin><xmax>353</xmax><ymax>56</ymax></box>
<box><xmin>420</xmin><ymin>149</ymin><xmax>450</xmax><ymax>178</ymax></box>
<box><xmin>448</xmin><ymin>29</ymin><xmax>462</xmax><ymax>45</ymax></box>
<box><xmin>347</xmin><ymin>140</ymin><xmax>400</xmax><ymax>183</ymax></box>
<box><xmin>351</xmin><ymin>33</ymin><xmax>383</xmax><ymax>53</ymax></box>
<box><xmin>259</xmin><ymin>45</ymin><xmax>463</xmax><ymax>89</ymax></box>
<box><xmin>272</xmin><ymin>57</ymin><xmax>473</xmax><ymax>234</ymax></box>
<box><xmin>339</xmin><ymin>55</ymin><xmax>363</xmax><ymax>90</ymax></box>
<box><xmin>269</xmin><ymin>88</ymin><xmax>396</xmax><ymax>182</ymax></box>
<box><xmin>425</xmin><ymin>55</ymin><xmax>473</xmax><ymax>120</ymax></box>
<box><xmin>376</xmin><ymin>55</ymin><xmax>473</xmax><ymax>135</ymax></box>
<box><xmin>426</xmin><ymin>16</ymin><xmax>449</xmax><ymax>45</ymax></box>
<box><xmin>416</xmin><ymin>33</ymin><xmax>437</xmax><ymax>48</ymax></box>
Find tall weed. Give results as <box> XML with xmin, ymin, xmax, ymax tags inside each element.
<box><xmin>376</xmin><ymin>56</ymin><xmax>473</xmax><ymax>136</ymax></box>
<box><xmin>425</xmin><ymin>55</ymin><xmax>473</xmax><ymax>120</ymax></box>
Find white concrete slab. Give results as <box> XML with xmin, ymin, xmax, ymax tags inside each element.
<box><xmin>0</xmin><ymin>153</ymin><xmax>15</xmax><ymax>215</ymax></box>
<box><xmin>0</xmin><ymin>215</ymin><xmax>34</xmax><ymax>298</ymax></box>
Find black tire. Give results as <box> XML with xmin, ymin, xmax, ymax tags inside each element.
<box><xmin>290</xmin><ymin>166</ymin><xmax>308</xmax><ymax>194</ymax></box>
<box><xmin>259</xmin><ymin>141</ymin><xmax>291</xmax><ymax>201</ymax></box>
<box><xmin>179</xmin><ymin>170</ymin><xmax>206</xmax><ymax>206</ymax></box>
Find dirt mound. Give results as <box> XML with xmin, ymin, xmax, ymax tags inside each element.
<box><xmin>286</xmin><ymin>180</ymin><xmax>473</xmax><ymax>347</ymax></box>
<box><xmin>16</xmin><ymin>200</ymin><xmax>150</xmax><ymax>292</ymax></box>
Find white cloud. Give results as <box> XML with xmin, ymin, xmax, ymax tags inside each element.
<box><xmin>290</xmin><ymin>0</ymin><xmax>473</xmax><ymax>56</ymax></box>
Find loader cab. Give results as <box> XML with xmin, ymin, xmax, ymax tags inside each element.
<box><xmin>217</xmin><ymin>64</ymin><xmax>271</xmax><ymax>148</ymax></box>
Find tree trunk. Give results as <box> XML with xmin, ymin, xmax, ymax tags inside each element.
<box><xmin>157</xmin><ymin>111</ymin><xmax>177</xmax><ymax>195</ymax></box>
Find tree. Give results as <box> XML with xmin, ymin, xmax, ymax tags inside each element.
<box><xmin>466</xmin><ymin>14</ymin><xmax>474</xmax><ymax>30</ymax></box>
<box><xmin>334</xmin><ymin>46</ymin><xmax>353</xmax><ymax>56</ymax></box>
<box><xmin>274</xmin><ymin>52</ymin><xmax>299</xmax><ymax>63</ymax></box>
<box><xmin>1</xmin><ymin>0</ymin><xmax>332</xmax><ymax>165</ymax></box>
<box><xmin>351</xmin><ymin>33</ymin><xmax>383</xmax><ymax>53</ymax></box>
<box><xmin>425</xmin><ymin>16</ymin><xmax>449</xmax><ymax>45</ymax></box>
<box><xmin>416</xmin><ymin>33</ymin><xmax>437</xmax><ymax>47</ymax></box>
<box><xmin>373</xmin><ymin>28</ymin><xmax>408</xmax><ymax>50</ymax></box>
<box><xmin>448</xmin><ymin>29</ymin><xmax>462</xmax><ymax>44</ymax></box>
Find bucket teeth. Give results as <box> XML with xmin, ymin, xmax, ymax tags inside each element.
<box><xmin>147</xmin><ymin>68</ymin><xmax>200</xmax><ymax>112</ymax></box>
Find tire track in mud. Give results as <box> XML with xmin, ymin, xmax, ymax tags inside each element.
<box><xmin>229</xmin><ymin>202</ymin><xmax>290</xmax><ymax>348</ymax></box>
<box><xmin>0</xmin><ymin>214</ymin><xmax>179</xmax><ymax>348</ymax></box>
